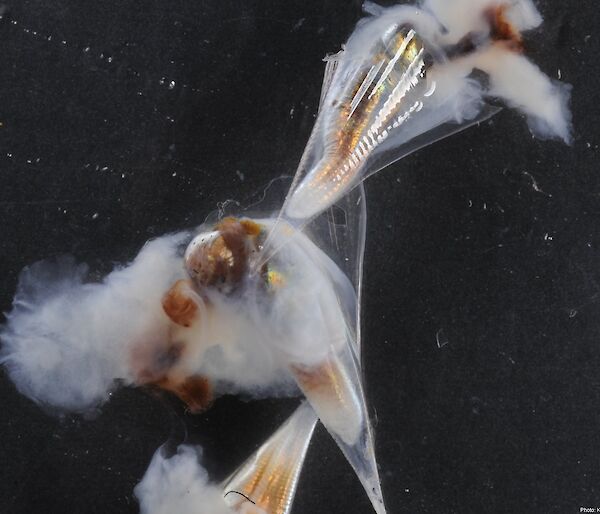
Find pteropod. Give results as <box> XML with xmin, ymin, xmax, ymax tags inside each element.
<box><xmin>0</xmin><ymin>1</ymin><xmax>572</xmax><ymax>513</ymax></box>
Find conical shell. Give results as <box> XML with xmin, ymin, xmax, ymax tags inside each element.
<box><xmin>290</xmin><ymin>348</ymin><xmax>386</xmax><ymax>514</ymax></box>
<box><xmin>221</xmin><ymin>402</ymin><xmax>318</xmax><ymax>514</ymax></box>
<box><xmin>284</xmin><ymin>25</ymin><xmax>434</xmax><ymax>221</ymax></box>
<box><xmin>257</xmin><ymin>216</ymin><xmax>387</xmax><ymax>513</ymax></box>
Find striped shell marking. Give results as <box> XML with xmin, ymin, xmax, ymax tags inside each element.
<box><xmin>286</xmin><ymin>26</ymin><xmax>431</xmax><ymax>220</ymax></box>
<box><xmin>222</xmin><ymin>403</ymin><xmax>317</xmax><ymax>514</ymax></box>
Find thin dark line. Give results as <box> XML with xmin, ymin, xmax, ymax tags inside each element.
<box><xmin>224</xmin><ymin>490</ymin><xmax>256</xmax><ymax>505</ymax></box>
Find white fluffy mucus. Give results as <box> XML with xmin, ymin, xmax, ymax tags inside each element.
<box><xmin>424</xmin><ymin>0</ymin><xmax>572</xmax><ymax>142</ymax></box>
<box><xmin>135</xmin><ymin>445</ymin><xmax>236</xmax><ymax>514</ymax></box>
<box><xmin>449</xmin><ymin>45</ymin><xmax>573</xmax><ymax>143</ymax></box>
<box><xmin>0</xmin><ymin>233</ymin><xmax>188</xmax><ymax>411</ymax></box>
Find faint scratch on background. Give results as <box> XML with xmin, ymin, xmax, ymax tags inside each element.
<box><xmin>522</xmin><ymin>171</ymin><xmax>552</xmax><ymax>197</ymax></box>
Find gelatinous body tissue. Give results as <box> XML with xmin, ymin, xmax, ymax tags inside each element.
<box><xmin>1</xmin><ymin>1</ymin><xmax>570</xmax><ymax>513</ymax></box>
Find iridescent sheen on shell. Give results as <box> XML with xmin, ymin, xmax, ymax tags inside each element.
<box><xmin>285</xmin><ymin>25</ymin><xmax>433</xmax><ymax>220</ymax></box>
<box><xmin>222</xmin><ymin>402</ymin><xmax>317</xmax><ymax>514</ymax></box>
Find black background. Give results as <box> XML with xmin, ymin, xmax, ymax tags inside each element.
<box><xmin>1</xmin><ymin>1</ymin><xmax>599</xmax><ymax>513</ymax></box>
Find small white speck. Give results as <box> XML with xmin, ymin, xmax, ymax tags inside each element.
<box><xmin>557</xmin><ymin>69</ymin><xmax>561</xmax><ymax>79</ymax></box>
<box><xmin>92</xmin><ymin>212</ymin><xmax>99</xmax><ymax>219</ymax></box>
<box><xmin>436</xmin><ymin>328</ymin><xmax>449</xmax><ymax>348</ymax></box>
<box><xmin>168</xmin><ymin>80</ymin><xmax>176</xmax><ymax>90</ymax></box>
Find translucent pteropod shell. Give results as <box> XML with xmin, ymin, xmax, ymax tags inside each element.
<box><xmin>221</xmin><ymin>402</ymin><xmax>318</xmax><ymax>514</ymax></box>
<box><xmin>284</xmin><ymin>25</ymin><xmax>437</xmax><ymax>221</ymax></box>
<box><xmin>290</xmin><ymin>349</ymin><xmax>386</xmax><ymax>514</ymax></box>
<box><xmin>258</xmin><ymin>206</ymin><xmax>386</xmax><ymax>514</ymax></box>
<box><xmin>280</xmin><ymin>9</ymin><xmax>502</xmax><ymax>224</ymax></box>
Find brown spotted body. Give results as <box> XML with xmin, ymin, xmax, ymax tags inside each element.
<box><xmin>184</xmin><ymin>217</ymin><xmax>263</xmax><ymax>294</ymax></box>
<box><xmin>133</xmin><ymin>217</ymin><xmax>266</xmax><ymax>413</ymax></box>
<box><xmin>132</xmin><ymin>339</ymin><xmax>213</xmax><ymax>413</ymax></box>
<box><xmin>153</xmin><ymin>375</ymin><xmax>213</xmax><ymax>413</ymax></box>
<box><xmin>486</xmin><ymin>5</ymin><xmax>524</xmax><ymax>52</ymax></box>
<box><xmin>162</xmin><ymin>279</ymin><xmax>199</xmax><ymax>327</ymax></box>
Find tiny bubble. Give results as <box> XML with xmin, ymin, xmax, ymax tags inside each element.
<box><xmin>83</xmin><ymin>46</ymin><xmax>90</xmax><ymax>52</ymax></box>
<box><xmin>168</xmin><ymin>80</ymin><xmax>176</xmax><ymax>89</ymax></box>
<box><xmin>569</xmin><ymin>309</ymin><xmax>577</xmax><ymax>318</ymax></box>
<box><xmin>92</xmin><ymin>212</ymin><xmax>99</xmax><ymax>220</ymax></box>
